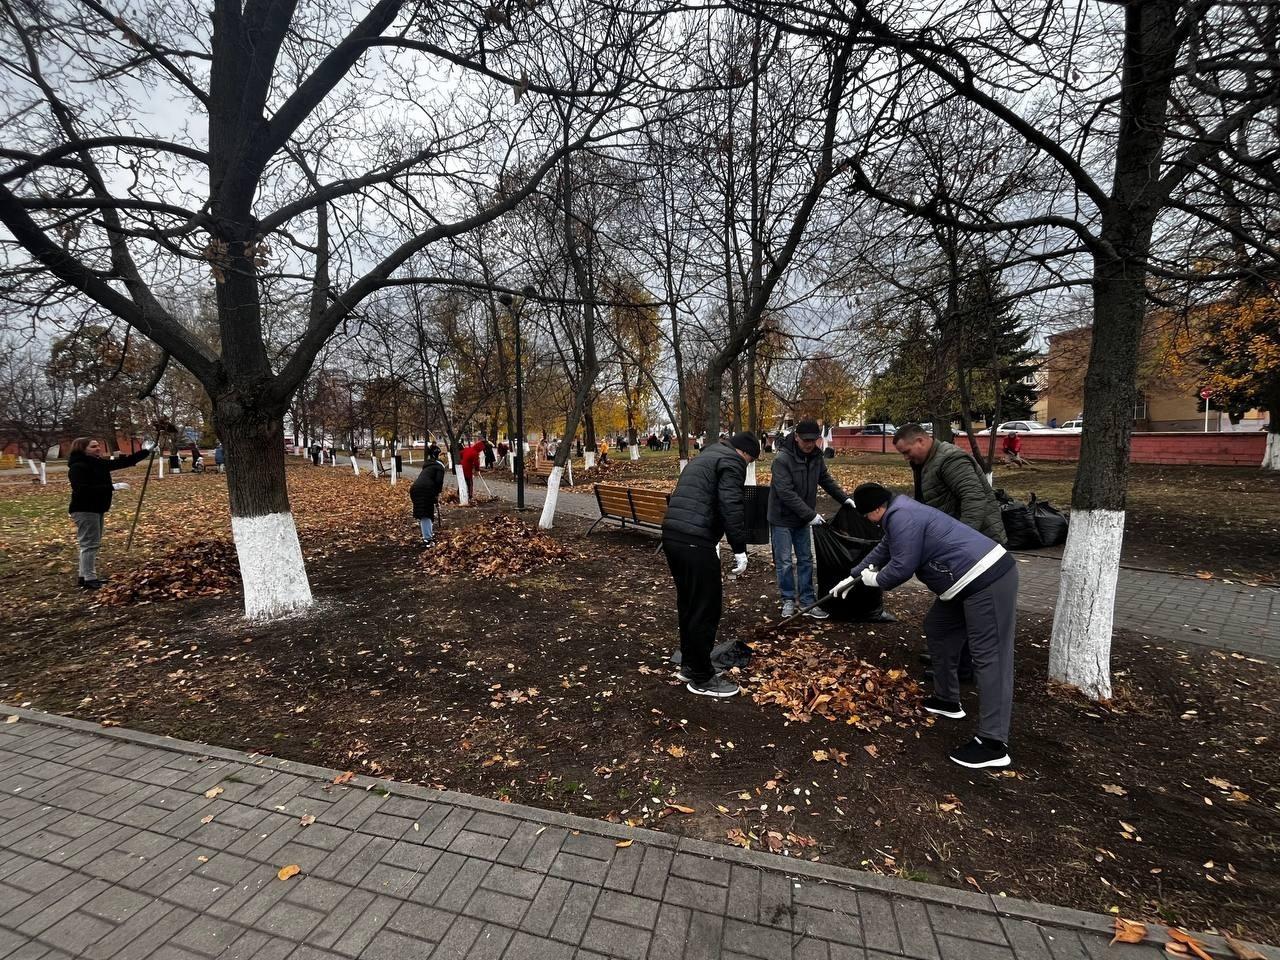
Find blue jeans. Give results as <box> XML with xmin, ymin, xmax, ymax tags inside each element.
<box><xmin>771</xmin><ymin>525</ymin><xmax>815</xmax><ymax>605</ymax></box>
<box><xmin>418</xmin><ymin>518</ymin><xmax>434</xmax><ymax>542</ymax></box>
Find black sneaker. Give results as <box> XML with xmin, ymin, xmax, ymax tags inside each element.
<box><xmin>804</xmin><ymin>606</ymin><xmax>830</xmax><ymax>620</ymax></box>
<box><xmin>686</xmin><ymin>676</ymin><xmax>740</xmax><ymax>698</ymax></box>
<box><xmin>918</xmin><ymin>653</ymin><xmax>932</xmax><ymax>666</ymax></box>
<box><xmin>950</xmin><ymin>737</ymin><xmax>1011</xmax><ymax>769</ymax></box>
<box><xmin>922</xmin><ymin>696</ymin><xmax>965</xmax><ymax>719</ymax></box>
<box><xmin>675</xmin><ymin>666</ymin><xmax>723</xmax><ymax>683</ymax></box>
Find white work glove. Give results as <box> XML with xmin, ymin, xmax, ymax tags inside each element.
<box><xmin>831</xmin><ymin>575</ymin><xmax>858</xmax><ymax>599</ymax></box>
<box><xmin>112</xmin><ymin>482</ymin><xmax>130</xmax><ymax>491</ymax></box>
<box><xmin>845</xmin><ymin>498</ymin><xmax>856</xmax><ymax>510</ymax></box>
<box><xmin>810</xmin><ymin>513</ymin><xmax>825</xmax><ymax>525</ymax></box>
<box><xmin>731</xmin><ymin>552</ymin><xmax>748</xmax><ymax>576</ymax></box>
<box><xmin>861</xmin><ymin>566</ymin><xmax>880</xmax><ymax>587</ymax></box>
<box><xmin>142</xmin><ymin>440</ymin><xmax>155</xmax><ymax>451</ymax></box>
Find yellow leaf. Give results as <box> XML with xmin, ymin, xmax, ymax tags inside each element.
<box><xmin>1110</xmin><ymin>917</ymin><xmax>1147</xmax><ymax>945</ymax></box>
<box><xmin>666</xmin><ymin>745</ymin><xmax>686</xmax><ymax>758</ymax></box>
<box><xmin>615</xmin><ymin>840</ymin><xmax>633</xmax><ymax>848</ymax></box>
<box><xmin>811</xmin><ymin>749</ymin><xmax>829</xmax><ymax>762</ymax></box>
<box><xmin>204</xmin><ymin>786</ymin><xmax>224</xmax><ymax>799</ymax></box>
<box><xmin>277</xmin><ymin>864</ymin><xmax>300</xmax><ymax>881</ymax></box>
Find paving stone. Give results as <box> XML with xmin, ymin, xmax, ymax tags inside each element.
<box><xmin>387</xmin><ymin>900</ymin><xmax>455</xmax><ymax>941</ymax></box>
<box><xmin>795</xmin><ymin>882</ymin><xmax>861</xmax><ymax>916</ymax></box>
<box><xmin>631</xmin><ymin>846</ymin><xmax>672</xmax><ymax>901</ymax></box>
<box><xmin>937</xmin><ymin>933</ymin><xmax>1016</xmax><ymax>960</ymax></box>
<box><xmin>593</xmin><ymin>889</ymin><xmax>660</xmax><ymax>930</ymax></box>
<box><xmin>303</xmin><ymin>886</ymin><xmax>377</xmax><ymax>950</ymax></box>
<box><xmin>857</xmin><ymin>892</ymin><xmax>901</xmax><ymax>955</ymax></box>
<box><xmin>464</xmin><ymin>811</ymin><xmax>520</xmax><ymax>838</ymax></box>
<box><xmin>561</xmin><ymin>832</ymin><xmax>620</xmax><ymax>862</ymax></box>
<box><xmin>410</xmin><ymin>851</ymin><xmax>467</xmax><ymax>905</ymax></box>
<box><xmin>169</xmin><ymin>913</ymin><xmax>243</xmax><ymax>957</ymax></box>
<box><xmin>579</xmin><ymin>917</ymin><xmax>651</xmax><ymax>960</ymax></box>
<box><xmin>421</xmin><ymin>807</ymin><xmax>472</xmax><ymax>851</ymax></box>
<box><xmin>448</xmin><ymin>829</ymin><xmax>508</xmax><ymax>860</ymax></box>
<box><xmin>794</xmin><ymin>904</ymin><xmax>862</xmax><ymax>945</ymax></box>
<box><xmin>506</xmin><ymin>931</ymin><xmax>576</xmax><ymax>960</ymax></box>
<box><xmin>663</xmin><ymin>875</ymin><xmax>728</xmax><ymax>915</ymax></box>
<box><xmin>464</xmin><ymin>886</ymin><xmax>529</xmax><ymax>925</ymax></box>
<box><xmin>723</xmin><ymin>918</ymin><xmax>792</xmax><ymax>960</ymax></box>
<box><xmin>38</xmin><ymin>909</ymin><xmax>115</xmax><ymax>956</ymax></box>
<box><xmin>357</xmin><ymin>861</ymin><xmax>423</xmax><ymax>898</ymax></box>
<box><xmin>549</xmin><ymin>882</ymin><xmax>598</xmax><ymax>944</ymax></box>
<box><xmin>520</xmin><ymin>876</ymin><xmax>571</xmax><ymax>937</ymax></box>
<box><xmin>359</xmin><ymin>929</ymin><xmax>435</xmax><ymax>959</ymax></box>
<box><xmin>521</xmin><ymin>826</ymin><xmax>569</xmax><ymax>873</ymax></box>
<box><xmin>671</xmin><ymin>851</ymin><xmax>731</xmax><ymax>886</ymax></box>
<box><xmin>927</xmin><ymin>902</ymin><xmax>1007</xmax><ymax>945</ymax></box>
<box><xmin>83</xmin><ymin>902</ymin><xmax>193</xmax><ymax>960</ymax></box>
<box><xmin>548</xmin><ymin>852</ymin><xmax>610</xmax><ymax>887</ymax></box>
<box><xmin>685</xmin><ymin>909</ymin><xmax>725</xmax><ymax>960</ymax></box>
<box><xmin>892</xmin><ymin>898</ymin><xmax>942</xmax><ymax>960</ymax></box>
<box><xmin>328</xmin><ymin>893</ymin><xmax>399</xmax><ymax>956</ymax></box>
<box><xmin>426</xmin><ymin>914</ymin><xmax>484</xmax><ymax>959</ymax></box>
<box><xmin>997</xmin><ymin>918</ymin><xmax>1054</xmax><ymax>960</ymax></box>
<box><xmin>497</xmin><ymin>821</ymin><xmax>545</xmax><ymax>867</ymax></box>
<box><xmin>483</xmin><ymin>862</ymin><xmax>543</xmax><ymax>899</ymax></box>
<box><xmin>434</xmin><ymin>856</ymin><xmax>489</xmax><ymax>912</ymax></box>
<box><xmin>217</xmin><ymin>929</ymin><xmax>296</xmax><ymax>960</ymax></box>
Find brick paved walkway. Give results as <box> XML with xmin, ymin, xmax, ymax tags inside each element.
<box><xmin>4</xmin><ymin>708</ymin><xmax>1274</xmax><ymax>960</ymax></box>
<box><xmin>467</xmin><ymin>475</ymin><xmax>1279</xmax><ymax>660</ymax></box>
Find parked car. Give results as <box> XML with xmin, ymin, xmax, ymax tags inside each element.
<box><xmin>856</xmin><ymin>423</ymin><xmax>898</xmax><ymax>436</ymax></box>
<box><xmin>976</xmin><ymin>420</ymin><xmax>1051</xmax><ymax>436</ymax></box>
<box><xmin>1059</xmin><ymin>419</ymin><xmax>1084</xmax><ymax>432</ymax></box>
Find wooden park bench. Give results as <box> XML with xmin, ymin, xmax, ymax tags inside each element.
<box><xmin>526</xmin><ymin>455</ymin><xmax>574</xmax><ymax>487</ymax></box>
<box><xmin>588</xmin><ymin>483</ymin><xmax>669</xmax><ymax>537</ymax></box>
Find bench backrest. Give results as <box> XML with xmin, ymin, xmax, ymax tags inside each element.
<box><xmin>629</xmin><ymin>489</ymin><xmax>669</xmax><ymax>526</ymax></box>
<box><xmin>594</xmin><ymin>484</ymin><xmax>669</xmax><ymax>526</ymax></box>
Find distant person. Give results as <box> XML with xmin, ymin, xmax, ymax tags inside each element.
<box><xmin>410</xmin><ymin>444</ymin><xmax>446</xmax><ymax>545</ymax></box>
<box><xmin>483</xmin><ymin>439</ymin><xmax>496</xmax><ymax>469</ymax></box>
<box><xmin>1048</xmin><ymin>417</ymin><xmax>1058</xmax><ymax>429</ymax></box>
<box><xmin>461</xmin><ymin>436</ymin><xmax>486</xmax><ymax>496</ymax></box>
<box><xmin>214</xmin><ymin>442</ymin><xmax>225</xmax><ymax>473</ymax></box>
<box><xmin>67</xmin><ymin>437</ymin><xmax>152</xmax><ymax>590</ymax></box>
<box><xmin>1002</xmin><ymin>431</ymin><xmax>1028</xmax><ymax>466</ymax></box>
<box><xmin>598</xmin><ymin>439</ymin><xmax>609</xmax><ymax>465</ymax></box>
<box><xmin>661</xmin><ymin>431</ymin><xmax>758</xmax><ymax>698</ymax></box>
<box><xmin>834</xmin><ymin>483</ymin><xmax>1017</xmax><ymax>769</ymax></box>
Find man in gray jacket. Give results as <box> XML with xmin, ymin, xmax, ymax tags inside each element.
<box><xmin>768</xmin><ymin>420</ymin><xmax>854</xmax><ymax>620</ymax></box>
<box><xmin>834</xmin><ymin>483</ymin><xmax>1017</xmax><ymax>770</ymax></box>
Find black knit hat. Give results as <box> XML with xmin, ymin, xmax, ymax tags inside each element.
<box><xmin>852</xmin><ymin>482</ymin><xmax>892</xmax><ymax>515</ymax></box>
<box><xmin>794</xmin><ymin>419</ymin><xmax>822</xmax><ymax>440</ymax></box>
<box><xmin>730</xmin><ymin>431</ymin><xmax>761</xmax><ymax>459</ymax></box>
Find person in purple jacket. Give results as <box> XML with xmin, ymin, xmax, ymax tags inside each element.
<box><xmin>833</xmin><ymin>482</ymin><xmax>1018</xmax><ymax>769</ymax></box>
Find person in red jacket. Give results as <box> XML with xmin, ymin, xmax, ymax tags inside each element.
<box><xmin>460</xmin><ymin>436</ymin><xmax>486</xmax><ymax>497</ymax></box>
<box><xmin>1001</xmin><ymin>431</ymin><xmax>1027</xmax><ymax>466</ymax></box>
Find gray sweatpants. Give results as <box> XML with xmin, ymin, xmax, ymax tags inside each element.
<box><xmin>924</xmin><ymin>565</ymin><xmax>1018</xmax><ymax>743</ymax></box>
<box><xmin>71</xmin><ymin>511</ymin><xmax>103</xmax><ymax>580</ymax></box>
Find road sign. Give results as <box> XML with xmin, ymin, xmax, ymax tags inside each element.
<box><xmin>1200</xmin><ymin>387</ymin><xmax>1213</xmax><ymax>399</ymax></box>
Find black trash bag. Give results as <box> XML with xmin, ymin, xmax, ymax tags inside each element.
<box><xmin>742</xmin><ymin>486</ymin><xmax>771</xmax><ymax>545</ymax></box>
<box><xmin>813</xmin><ymin>506</ymin><xmax>894</xmax><ymax>622</ymax></box>
<box><xmin>995</xmin><ymin>488</ymin><xmax>1043</xmax><ymax>549</ymax></box>
<box><xmin>1028</xmin><ymin>494</ymin><xmax>1069</xmax><ymax>547</ymax></box>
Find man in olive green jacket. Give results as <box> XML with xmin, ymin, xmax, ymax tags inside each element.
<box><xmin>893</xmin><ymin>424</ymin><xmax>1006</xmax><ymax>545</ymax></box>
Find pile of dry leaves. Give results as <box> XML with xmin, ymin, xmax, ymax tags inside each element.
<box><xmin>418</xmin><ymin>515</ymin><xmax>573</xmax><ymax>579</ymax></box>
<box><xmin>749</xmin><ymin>634</ymin><xmax>925</xmax><ymax>731</ymax></box>
<box><xmin>95</xmin><ymin>540</ymin><xmax>240</xmax><ymax>606</ymax></box>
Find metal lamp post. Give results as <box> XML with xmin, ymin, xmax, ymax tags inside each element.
<box><xmin>500</xmin><ymin>287</ymin><xmax>536</xmax><ymax>510</ymax></box>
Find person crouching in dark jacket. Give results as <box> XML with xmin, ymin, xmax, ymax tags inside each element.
<box><xmin>834</xmin><ymin>483</ymin><xmax>1018</xmax><ymax>770</ymax></box>
<box><xmin>660</xmin><ymin>432</ymin><xmax>759</xmax><ymax>698</ymax></box>
<box><xmin>67</xmin><ymin>437</ymin><xmax>152</xmax><ymax>589</ymax></box>
<box><xmin>410</xmin><ymin>445</ymin><xmax>446</xmax><ymax>545</ymax></box>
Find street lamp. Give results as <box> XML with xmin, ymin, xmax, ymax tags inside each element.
<box><xmin>499</xmin><ymin>286</ymin><xmax>536</xmax><ymax>510</ymax></box>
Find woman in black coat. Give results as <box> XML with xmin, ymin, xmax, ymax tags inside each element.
<box><xmin>409</xmin><ymin>445</ymin><xmax>446</xmax><ymax>545</ymax></box>
<box><xmin>67</xmin><ymin>437</ymin><xmax>152</xmax><ymax>589</ymax></box>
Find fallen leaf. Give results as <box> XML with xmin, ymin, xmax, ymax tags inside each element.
<box><xmin>199</xmin><ymin>815</ymin><xmax>214</xmax><ymax>824</ymax></box>
<box><xmin>1206</xmin><ymin>776</ymin><xmax>1233</xmax><ymax>790</ymax></box>
<box><xmin>4</xmin><ymin>715</ymin><xmax>18</xmax><ymax>724</ymax></box>
<box><xmin>277</xmin><ymin>864</ymin><xmax>300</xmax><ymax>881</ymax></box>
<box><xmin>1111</xmin><ymin>917</ymin><xmax>1147</xmax><ymax>945</ymax></box>
<box><xmin>615</xmin><ymin>839</ymin><xmax>633</xmax><ymax>848</ymax></box>
<box><xmin>1101</xmin><ymin>784</ymin><xmax>1127</xmax><ymax>796</ymax></box>
<box><xmin>1166</xmin><ymin>944</ymin><xmax>1189</xmax><ymax>956</ymax></box>
<box><xmin>204</xmin><ymin>786</ymin><xmax>224</xmax><ymax>799</ymax></box>
<box><xmin>666</xmin><ymin>745</ymin><xmax>686</xmax><ymax>758</ymax></box>
<box><xmin>1119</xmin><ymin>820</ymin><xmax>1137</xmax><ymax>834</ymax></box>
<box><xmin>1195</xmin><ymin>571</ymin><xmax>1213</xmax><ymax>580</ymax></box>
<box><xmin>665</xmin><ymin>803</ymin><xmax>695</xmax><ymax>815</ymax></box>
<box><xmin>299</xmin><ymin>815</ymin><xmax>316</xmax><ymax>827</ymax></box>
<box><xmin>726</xmin><ymin>828</ymin><xmax>751</xmax><ymax>849</ymax></box>
<box><xmin>1167</xmin><ymin>928</ymin><xmax>1214</xmax><ymax>960</ymax></box>
<box><xmin>811</xmin><ymin>749</ymin><xmax>829</xmax><ymax>762</ymax></box>
<box><xmin>1223</xmin><ymin>932</ymin><xmax>1266</xmax><ymax>959</ymax></box>
<box><xmin>332</xmin><ymin>771</ymin><xmax>356</xmax><ymax>785</ymax></box>
<box><xmin>863</xmin><ymin>745</ymin><xmax>879</xmax><ymax>759</ymax></box>
<box><xmin>196</xmin><ymin>855</ymin><xmax>209</xmax><ymax>863</ymax></box>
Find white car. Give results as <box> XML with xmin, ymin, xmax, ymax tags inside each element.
<box><xmin>1058</xmin><ymin>419</ymin><xmax>1083</xmax><ymax>432</ymax></box>
<box><xmin>976</xmin><ymin>420</ymin><xmax>1052</xmax><ymax>436</ymax></box>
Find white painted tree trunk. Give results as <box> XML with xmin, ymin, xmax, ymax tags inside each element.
<box><xmin>678</xmin><ymin>459</ymin><xmax>688</xmax><ymax>472</ymax></box>
<box><xmin>1049</xmin><ymin>509</ymin><xmax>1125</xmax><ymax>701</ymax></box>
<box><xmin>158</xmin><ymin>458</ymin><xmax>165</xmax><ymax>479</ymax></box>
<box><xmin>27</xmin><ymin>459</ymin><xmax>38</xmax><ymax>478</ymax></box>
<box><xmin>231</xmin><ymin>512</ymin><xmax>313</xmax><ymax>619</ymax></box>
<box><xmin>38</xmin><ymin>461</ymin><xmax>46</xmax><ymax>485</ymax></box>
<box><xmin>1263</xmin><ymin>432</ymin><xmax>1279</xmax><ymax>471</ymax></box>
<box><xmin>985</xmin><ymin>471</ymin><xmax>994</xmax><ymax>488</ymax></box>
<box><xmin>629</xmin><ymin>444</ymin><xmax>640</xmax><ymax>461</ymax></box>
<box><xmin>584</xmin><ymin>451</ymin><xmax>596</xmax><ymax>469</ymax></box>
<box><xmin>350</xmin><ymin>456</ymin><xmax>360</xmax><ymax>475</ymax></box>
<box><xmin>455</xmin><ymin>463</ymin><xmax>470</xmax><ymax>505</ymax></box>
<box><xmin>390</xmin><ymin>458</ymin><xmax>397</xmax><ymax>486</ymax></box>
<box><xmin>508</xmin><ymin>451</ymin><xmax>515</xmax><ymax>473</ymax></box>
<box><xmin>745</xmin><ymin>462</ymin><xmax>757</xmax><ymax>486</ymax></box>
<box><xmin>567</xmin><ymin>460</ymin><xmax>574</xmax><ymax>487</ymax></box>
<box><xmin>538</xmin><ymin>466</ymin><xmax>563</xmax><ymax>529</ymax></box>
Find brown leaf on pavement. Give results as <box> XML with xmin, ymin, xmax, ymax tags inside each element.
<box><xmin>1110</xmin><ymin>917</ymin><xmax>1147</xmax><ymax>945</ymax></box>
<box><xmin>1167</xmin><ymin>928</ymin><xmax>1214</xmax><ymax>960</ymax></box>
<box><xmin>277</xmin><ymin>864</ymin><xmax>301</xmax><ymax>881</ymax></box>
<box><xmin>332</xmin><ymin>771</ymin><xmax>356</xmax><ymax>785</ymax></box>
<box><xmin>203</xmin><ymin>786</ymin><xmax>223</xmax><ymax>799</ymax></box>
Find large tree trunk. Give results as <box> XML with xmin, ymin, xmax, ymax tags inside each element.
<box><xmin>1049</xmin><ymin>263</ymin><xmax>1145</xmax><ymax>701</ymax></box>
<box><xmin>216</xmin><ymin>401</ymin><xmax>313</xmax><ymax>620</ymax></box>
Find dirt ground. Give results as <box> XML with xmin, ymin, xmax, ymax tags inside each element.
<box><xmin>586</xmin><ymin>450</ymin><xmax>1280</xmax><ymax>583</ymax></box>
<box><xmin>1</xmin><ymin>467</ymin><xmax>1277</xmax><ymax>941</ymax></box>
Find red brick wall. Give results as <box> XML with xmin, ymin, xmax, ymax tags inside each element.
<box><xmin>829</xmin><ymin>429</ymin><xmax>1267</xmax><ymax>466</ymax></box>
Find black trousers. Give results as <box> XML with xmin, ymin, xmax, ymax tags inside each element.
<box><xmin>662</xmin><ymin>540</ymin><xmax>721</xmax><ymax>684</ymax></box>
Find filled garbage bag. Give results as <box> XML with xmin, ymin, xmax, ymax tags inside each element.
<box><xmin>742</xmin><ymin>486</ymin><xmax>771</xmax><ymax>545</ymax></box>
<box><xmin>813</xmin><ymin>505</ymin><xmax>893</xmax><ymax>622</ymax></box>
<box><xmin>1028</xmin><ymin>494</ymin><xmax>1069</xmax><ymax>547</ymax></box>
<box><xmin>995</xmin><ymin>489</ymin><xmax>1043</xmax><ymax>549</ymax></box>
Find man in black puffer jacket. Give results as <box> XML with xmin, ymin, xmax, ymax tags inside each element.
<box><xmin>661</xmin><ymin>432</ymin><xmax>759</xmax><ymax>698</ymax></box>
